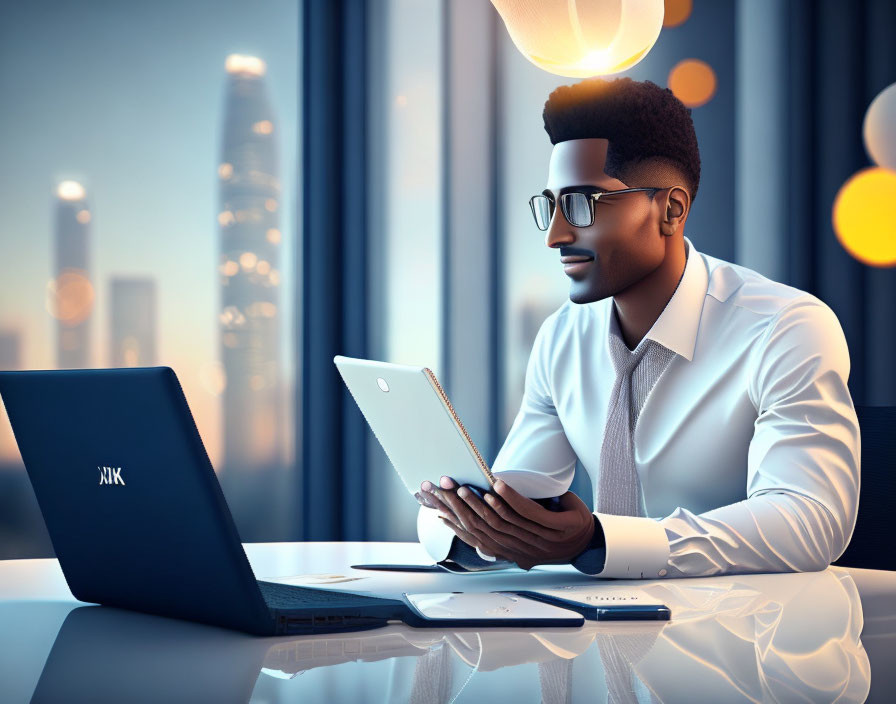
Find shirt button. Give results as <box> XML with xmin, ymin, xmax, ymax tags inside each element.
<box><xmin>658</xmin><ymin>569</ymin><xmax>667</xmax><ymax>577</ymax></box>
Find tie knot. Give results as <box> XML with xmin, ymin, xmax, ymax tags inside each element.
<box><xmin>609</xmin><ymin>332</ymin><xmax>650</xmax><ymax>377</ymax></box>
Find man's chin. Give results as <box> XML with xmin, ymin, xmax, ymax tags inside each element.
<box><xmin>569</xmin><ymin>282</ymin><xmax>612</xmax><ymax>305</ymax></box>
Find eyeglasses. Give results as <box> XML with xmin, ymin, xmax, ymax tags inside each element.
<box><xmin>529</xmin><ymin>187</ymin><xmax>662</xmax><ymax>230</ymax></box>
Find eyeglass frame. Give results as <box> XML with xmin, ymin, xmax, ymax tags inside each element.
<box><xmin>529</xmin><ymin>186</ymin><xmax>673</xmax><ymax>230</ymax></box>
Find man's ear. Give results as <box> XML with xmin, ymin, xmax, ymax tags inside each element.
<box><xmin>659</xmin><ymin>186</ymin><xmax>690</xmax><ymax>236</ymax></box>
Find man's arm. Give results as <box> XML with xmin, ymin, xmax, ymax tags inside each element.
<box><xmin>573</xmin><ymin>298</ymin><xmax>861</xmax><ymax>578</ymax></box>
<box><xmin>658</xmin><ymin>299</ymin><xmax>858</xmax><ymax>577</ymax></box>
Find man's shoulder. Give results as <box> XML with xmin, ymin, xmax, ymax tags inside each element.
<box><xmin>701</xmin><ymin>251</ymin><xmax>829</xmax><ymax>323</ymax></box>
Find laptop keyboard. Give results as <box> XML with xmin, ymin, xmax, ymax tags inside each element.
<box><xmin>257</xmin><ymin>580</ymin><xmax>398</xmax><ymax>610</ymax></box>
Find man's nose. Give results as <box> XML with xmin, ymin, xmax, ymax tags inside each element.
<box><xmin>545</xmin><ymin>207</ymin><xmax>576</xmax><ymax>250</ymax></box>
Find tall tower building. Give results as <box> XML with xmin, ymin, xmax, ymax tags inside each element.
<box><xmin>109</xmin><ymin>277</ymin><xmax>157</xmax><ymax>367</ymax></box>
<box><xmin>218</xmin><ymin>54</ymin><xmax>282</xmax><ymax>472</ymax></box>
<box><xmin>47</xmin><ymin>181</ymin><xmax>94</xmax><ymax>369</ymax></box>
<box><xmin>52</xmin><ymin>180</ymin><xmax>94</xmax><ymax>369</ymax></box>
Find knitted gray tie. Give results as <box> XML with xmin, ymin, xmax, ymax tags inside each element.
<box><xmin>596</xmin><ymin>310</ymin><xmax>676</xmax><ymax>517</ymax></box>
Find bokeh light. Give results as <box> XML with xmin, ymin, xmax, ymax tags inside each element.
<box><xmin>225</xmin><ymin>54</ymin><xmax>266</xmax><ymax>77</ymax></box>
<box><xmin>863</xmin><ymin>82</ymin><xmax>896</xmax><ymax>170</ymax></box>
<box><xmin>491</xmin><ymin>0</ymin><xmax>664</xmax><ymax>77</ymax></box>
<box><xmin>832</xmin><ymin>167</ymin><xmax>896</xmax><ymax>267</ymax></box>
<box><xmin>199</xmin><ymin>361</ymin><xmax>227</xmax><ymax>396</ymax></box>
<box><xmin>45</xmin><ymin>269</ymin><xmax>95</xmax><ymax>325</ymax></box>
<box><xmin>56</xmin><ymin>180</ymin><xmax>86</xmax><ymax>201</ymax></box>
<box><xmin>663</xmin><ymin>0</ymin><xmax>692</xmax><ymax>27</ymax></box>
<box><xmin>668</xmin><ymin>59</ymin><xmax>716</xmax><ymax>107</ymax></box>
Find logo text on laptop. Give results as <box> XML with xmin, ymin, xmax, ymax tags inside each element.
<box><xmin>98</xmin><ymin>466</ymin><xmax>125</xmax><ymax>486</ymax></box>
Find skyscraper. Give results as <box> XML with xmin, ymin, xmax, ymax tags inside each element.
<box><xmin>51</xmin><ymin>181</ymin><xmax>94</xmax><ymax>369</ymax></box>
<box><xmin>109</xmin><ymin>277</ymin><xmax>157</xmax><ymax>367</ymax></box>
<box><xmin>218</xmin><ymin>54</ymin><xmax>282</xmax><ymax>472</ymax></box>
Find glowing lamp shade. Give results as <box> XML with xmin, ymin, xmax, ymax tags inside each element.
<box><xmin>833</xmin><ymin>167</ymin><xmax>896</xmax><ymax>267</ymax></box>
<box><xmin>490</xmin><ymin>0</ymin><xmax>664</xmax><ymax>77</ymax></box>
<box><xmin>863</xmin><ymin>82</ymin><xmax>896</xmax><ymax>170</ymax></box>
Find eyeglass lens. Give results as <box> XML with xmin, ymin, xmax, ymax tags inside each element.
<box><xmin>562</xmin><ymin>192</ymin><xmax>592</xmax><ymax>227</ymax></box>
<box><xmin>531</xmin><ymin>196</ymin><xmax>552</xmax><ymax>230</ymax></box>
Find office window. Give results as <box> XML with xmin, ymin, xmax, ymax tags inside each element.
<box><xmin>0</xmin><ymin>0</ymin><xmax>299</xmax><ymax>557</ymax></box>
<box><xmin>366</xmin><ymin>0</ymin><xmax>443</xmax><ymax>540</ymax></box>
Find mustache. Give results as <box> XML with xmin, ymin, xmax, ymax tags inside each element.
<box><xmin>559</xmin><ymin>246</ymin><xmax>594</xmax><ymax>259</ymax></box>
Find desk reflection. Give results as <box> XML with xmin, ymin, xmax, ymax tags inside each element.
<box><xmin>29</xmin><ymin>569</ymin><xmax>871</xmax><ymax>703</ymax></box>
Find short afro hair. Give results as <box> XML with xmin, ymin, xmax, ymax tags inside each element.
<box><xmin>543</xmin><ymin>77</ymin><xmax>701</xmax><ymax>202</ymax></box>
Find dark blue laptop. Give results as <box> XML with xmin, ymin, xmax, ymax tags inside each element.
<box><xmin>0</xmin><ymin>367</ymin><xmax>407</xmax><ymax>636</ymax></box>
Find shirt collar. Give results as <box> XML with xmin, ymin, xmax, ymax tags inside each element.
<box><xmin>608</xmin><ymin>235</ymin><xmax>708</xmax><ymax>362</ymax></box>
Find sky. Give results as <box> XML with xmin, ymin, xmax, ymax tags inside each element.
<box><xmin>0</xmin><ymin>0</ymin><xmax>299</xmax><ymax>464</ymax></box>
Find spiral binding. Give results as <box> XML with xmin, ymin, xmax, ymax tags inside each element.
<box><xmin>423</xmin><ymin>368</ymin><xmax>496</xmax><ymax>486</ymax></box>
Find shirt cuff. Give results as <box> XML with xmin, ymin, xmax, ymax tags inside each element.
<box><xmin>578</xmin><ymin>513</ymin><xmax>671</xmax><ymax>579</ymax></box>
<box><xmin>416</xmin><ymin>505</ymin><xmax>455</xmax><ymax>561</ymax></box>
<box><xmin>571</xmin><ymin>514</ymin><xmax>606</xmax><ymax>575</ymax></box>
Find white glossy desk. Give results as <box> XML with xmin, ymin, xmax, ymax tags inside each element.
<box><xmin>1</xmin><ymin>542</ymin><xmax>894</xmax><ymax>703</ymax></box>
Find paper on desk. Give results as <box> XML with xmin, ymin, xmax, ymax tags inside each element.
<box><xmin>273</xmin><ymin>573</ymin><xmax>370</xmax><ymax>585</ymax></box>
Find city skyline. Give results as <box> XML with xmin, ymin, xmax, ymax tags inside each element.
<box><xmin>0</xmin><ymin>0</ymin><xmax>298</xmax><ymax>468</ymax></box>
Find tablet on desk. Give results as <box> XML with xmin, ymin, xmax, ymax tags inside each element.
<box><xmin>334</xmin><ymin>355</ymin><xmax>496</xmax><ymax>494</ymax></box>
<box><xmin>402</xmin><ymin>592</ymin><xmax>584</xmax><ymax>628</ymax></box>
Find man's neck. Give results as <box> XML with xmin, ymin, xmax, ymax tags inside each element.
<box><xmin>612</xmin><ymin>238</ymin><xmax>688</xmax><ymax>351</ymax></box>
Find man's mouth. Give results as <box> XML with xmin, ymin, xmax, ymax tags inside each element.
<box><xmin>561</xmin><ymin>256</ymin><xmax>594</xmax><ymax>276</ymax></box>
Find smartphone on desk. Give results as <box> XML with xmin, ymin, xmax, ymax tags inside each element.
<box><xmin>514</xmin><ymin>590</ymin><xmax>671</xmax><ymax>621</ymax></box>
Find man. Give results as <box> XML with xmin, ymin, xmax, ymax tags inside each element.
<box><xmin>415</xmin><ymin>77</ymin><xmax>860</xmax><ymax>579</ymax></box>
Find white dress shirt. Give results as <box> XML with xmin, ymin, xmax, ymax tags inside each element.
<box><xmin>417</xmin><ymin>235</ymin><xmax>861</xmax><ymax>579</ymax></box>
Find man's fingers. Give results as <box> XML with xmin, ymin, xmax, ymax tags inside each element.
<box><xmin>424</xmin><ymin>488</ymin><xmax>453</xmax><ymax>514</ymax></box>
<box><xmin>414</xmin><ymin>491</ymin><xmax>437</xmax><ymax>509</ymax></box>
<box><xmin>481</xmin><ymin>490</ymin><xmax>564</xmax><ymax>535</ymax></box>
<box><xmin>458</xmin><ymin>488</ymin><xmax>555</xmax><ymax>554</ymax></box>
<box><xmin>434</xmin><ymin>487</ymin><xmax>543</xmax><ymax>556</ymax></box>
<box><xmin>432</xmin><ymin>487</ymin><xmax>487</xmax><ymax>534</ymax></box>
<box><xmin>494</xmin><ymin>480</ymin><xmax>567</xmax><ymax>530</ymax></box>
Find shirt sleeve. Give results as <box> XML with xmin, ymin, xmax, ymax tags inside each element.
<box><xmin>416</xmin><ymin>308</ymin><xmax>579</xmax><ymax>562</ymax></box>
<box><xmin>574</xmin><ymin>297</ymin><xmax>861</xmax><ymax>579</ymax></box>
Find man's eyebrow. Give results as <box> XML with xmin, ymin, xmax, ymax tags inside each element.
<box><xmin>542</xmin><ymin>184</ymin><xmax>610</xmax><ymax>198</ymax></box>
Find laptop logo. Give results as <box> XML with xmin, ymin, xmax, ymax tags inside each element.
<box><xmin>98</xmin><ymin>466</ymin><xmax>125</xmax><ymax>486</ymax></box>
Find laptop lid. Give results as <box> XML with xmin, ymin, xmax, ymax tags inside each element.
<box><xmin>0</xmin><ymin>367</ymin><xmax>273</xmax><ymax>635</ymax></box>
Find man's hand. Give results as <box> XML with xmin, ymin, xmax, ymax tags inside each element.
<box><xmin>415</xmin><ymin>476</ymin><xmax>595</xmax><ymax>570</ymax></box>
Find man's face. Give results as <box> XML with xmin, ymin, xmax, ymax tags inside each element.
<box><xmin>544</xmin><ymin>138</ymin><xmax>667</xmax><ymax>304</ymax></box>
